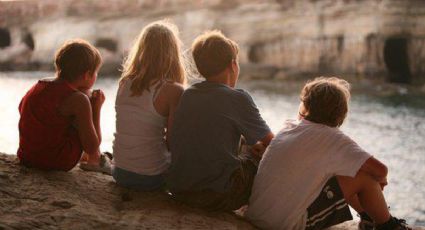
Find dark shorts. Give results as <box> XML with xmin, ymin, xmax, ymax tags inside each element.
<box><xmin>305</xmin><ymin>177</ymin><xmax>353</xmax><ymax>230</ymax></box>
<box><xmin>112</xmin><ymin>166</ymin><xmax>164</xmax><ymax>191</ymax></box>
<box><xmin>170</xmin><ymin>154</ymin><xmax>258</xmax><ymax>211</ymax></box>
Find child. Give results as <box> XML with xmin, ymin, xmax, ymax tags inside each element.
<box><xmin>112</xmin><ymin>20</ymin><xmax>186</xmax><ymax>191</ymax></box>
<box><xmin>246</xmin><ymin>77</ymin><xmax>411</xmax><ymax>230</ymax></box>
<box><xmin>18</xmin><ymin>39</ymin><xmax>108</xmax><ymax>172</ymax></box>
<box><xmin>165</xmin><ymin>31</ymin><xmax>274</xmax><ymax>211</ymax></box>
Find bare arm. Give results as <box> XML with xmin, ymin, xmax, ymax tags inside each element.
<box><xmin>165</xmin><ymin>84</ymin><xmax>184</xmax><ymax>149</ymax></box>
<box><xmin>90</xmin><ymin>89</ymin><xmax>105</xmax><ymax>144</ymax></box>
<box><xmin>259</xmin><ymin>132</ymin><xmax>274</xmax><ymax>147</ymax></box>
<box><xmin>251</xmin><ymin>132</ymin><xmax>275</xmax><ymax>157</ymax></box>
<box><xmin>153</xmin><ymin>82</ymin><xmax>184</xmax><ymax>149</ymax></box>
<box><xmin>65</xmin><ymin>92</ymin><xmax>101</xmax><ymax>158</ymax></box>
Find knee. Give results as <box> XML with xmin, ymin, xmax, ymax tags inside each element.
<box><xmin>355</xmin><ymin>171</ymin><xmax>379</xmax><ymax>184</ymax></box>
<box><xmin>337</xmin><ymin>171</ymin><xmax>380</xmax><ymax>196</ymax></box>
<box><xmin>352</xmin><ymin>171</ymin><xmax>382</xmax><ymax>194</ymax></box>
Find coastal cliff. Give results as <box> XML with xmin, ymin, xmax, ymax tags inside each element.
<box><xmin>0</xmin><ymin>152</ymin><xmax>363</xmax><ymax>230</ymax></box>
<box><xmin>1</xmin><ymin>0</ymin><xmax>425</xmax><ymax>83</ymax></box>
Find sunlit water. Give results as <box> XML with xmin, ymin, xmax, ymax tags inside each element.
<box><xmin>1</xmin><ymin>72</ymin><xmax>424</xmax><ymax>226</ymax></box>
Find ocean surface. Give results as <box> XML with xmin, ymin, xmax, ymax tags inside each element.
<box><xmin>0</xmin><ymin>71</ymin><xmax>424</xmax><ymax>226</ymax></box>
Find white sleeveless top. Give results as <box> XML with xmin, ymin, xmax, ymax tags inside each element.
<box><xmin>112</xmin><ymin>78</ymin><xmax>170</xmax><ymax>175</ymax></box>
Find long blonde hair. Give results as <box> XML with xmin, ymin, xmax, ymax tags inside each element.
<box><xmin>120</xmin><ymin>20</ymin><xmax>186</xmax><ymax>96</ymax></box>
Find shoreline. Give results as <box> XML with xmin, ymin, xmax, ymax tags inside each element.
<box><xmin>1</xmin><ymin>70</ymin><xmax>425</xmax><ymax>95</ymax></box>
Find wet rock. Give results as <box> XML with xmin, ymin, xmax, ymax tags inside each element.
<box><xmin>240</xmin><ymin>64</ymin><xmax>279</xmax><ymax>80</ymax></box>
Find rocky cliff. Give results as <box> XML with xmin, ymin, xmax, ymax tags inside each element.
<box><xmin>1</xmin><ymin>0</ymin><xmax>425</xmax><ymax>83</ymax></box>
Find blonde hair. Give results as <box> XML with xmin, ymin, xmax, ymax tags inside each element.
<box><xmin>299</xmin><ymin>77</ymin><xmax>351</xmax><ymax>127</ymax></box>
<box><xmin>192</xmin><ymin>30</ymin><xmax>239</xmax><ymax>78</ymax></box>
<box><xmin>120</xmin><ymin>20</ymin><xmax>186</xmax><ymax>96</ymax></box>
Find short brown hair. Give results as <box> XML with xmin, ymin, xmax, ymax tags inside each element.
<box><xmin>299</xmin><ymin>77</ymin><xmax>350</xmax><ymax>127</ymax></box>
<box><xmin>55</xmin><ymin>39</ymin><xmax>102</xmax><ymax>82</ymax></box>
<box><xmin>191</xmin><ymin>30</ymin><xmax>239</xmax><ymax>78</ymax></box>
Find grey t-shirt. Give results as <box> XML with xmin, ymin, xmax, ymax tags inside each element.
<box><xmin>166</xmin><ymin>81</ymin><xmax>271</xmax><ymax>192</ymax></box>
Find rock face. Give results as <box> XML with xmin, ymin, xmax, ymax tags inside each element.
<box><xmin>1</xmin><ymin>153</ymin><xmax>424</xmax><ymax>230</ymax></box>
<box><xmin>1</xmin><ymin>0</ymin><xmax>425</xmax><ymax>83</ymax></box>
<box><xmin>0</xmin><ymin>153</ymin><xmax>256</xmax><ymax>229</ymax></box>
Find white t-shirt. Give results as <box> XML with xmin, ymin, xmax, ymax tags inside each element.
<box><xmin>246</xmin><ymin>119</ymin><xmax>371</xmax><ymax>230</ymax></box>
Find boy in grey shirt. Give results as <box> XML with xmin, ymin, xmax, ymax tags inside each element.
<box><xmin>166</xmin><ymin>31</ymin><xmax>273</xmax><ymax>211</ymax></box>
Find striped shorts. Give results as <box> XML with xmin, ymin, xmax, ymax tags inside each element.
<box><xmin>305</xmin><ymin>177</ymin><xmax>353</xmax><ymax>230</ymax></box>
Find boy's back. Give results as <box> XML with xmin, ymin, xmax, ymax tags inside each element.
<box><xmin>246</xmin><ymin>119</ymin><xmax>371</xmax><ymax>229</ymax></box>
<box><xmin>17</xmin><ymin>39</ymin><xmax>106</xmax><ymax>172</ymax></box>
<box><xmin>18</xmin><ymin>80</ymin><xmax>82</xmax><ymax>171</ymax></box>
<box><xmin>167</xmin><ymin>81</ymin><xmax>270</xmax><ymax>192</ymax></box>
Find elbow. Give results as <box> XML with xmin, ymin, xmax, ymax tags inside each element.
<box><xmin>362</xmin><ymin>157</ymin><xmax>388</xmax><ymax>178</ymax></box>
<box><xmin>380</xmin><ymin>164</ymin><xmax>388</xmax><ymax>178</ymax></box>
<box><xmin>374</xmin><ymin>161</ymin><xmax>388</xmax><ymax>178</ymax></box>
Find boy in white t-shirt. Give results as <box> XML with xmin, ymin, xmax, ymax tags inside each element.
<box><xmin>246</xmin><ymin>77</ymin><xmax>411</xmax><ymax>230</ymax></box>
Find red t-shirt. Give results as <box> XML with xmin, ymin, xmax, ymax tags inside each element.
<box><xmin>17</xmin><ymin>80</ymin><xmax>83</xmax><ymax>171</ymax></box>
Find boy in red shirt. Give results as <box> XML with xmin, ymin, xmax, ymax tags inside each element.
<box><xmin>18</xmin><ymin>39</ymin><xmax>109</xmax><ymax>172</ymax></box>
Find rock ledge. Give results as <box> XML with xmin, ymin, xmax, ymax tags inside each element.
<box><xmin>0</xmin><ymin>153</ymin><xmax>421</xmax><ymax>230</ymax></box>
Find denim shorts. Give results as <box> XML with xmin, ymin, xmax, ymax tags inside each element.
<box><xmin>112</xmin><ymin>166</ymin><xmax>164</xmax><ymax>191</ymax></box>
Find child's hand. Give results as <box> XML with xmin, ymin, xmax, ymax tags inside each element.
<box><xmin>90</xmin><ymin>89</ymin><xmax>105</xmax><ymax>110</ymax></box>
<box><xmin>251</xmin><ymin>142</ymin><xmax>266</xmax><ymax>158</ymax></box>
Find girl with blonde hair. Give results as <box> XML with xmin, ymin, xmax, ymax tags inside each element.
<box><xmin>112</xmin><ymin>20</ymin><xmax>186</xmax><ymax>191</ymax></box>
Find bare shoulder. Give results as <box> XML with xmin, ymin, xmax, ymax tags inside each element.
<box><xmin>162</xmin><ymin>82</ymin><xmax>184</xmax><ymax>99</ymax></box>
<box><xmin>60</xmin><ymin>91</ymin><xmax>91</xmax><ymax>116</ymax></box>
<box><xmin>68</xmin><ymin>91</ymin><xmax>90</xmax><ymax>105</ymax></box>
<box><xmin>164</xmin><ymin>82</ymin><xmax>184</xmax><ymax>93</ymax></box>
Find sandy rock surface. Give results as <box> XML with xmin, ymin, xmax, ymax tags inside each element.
<box><xmin>0</xmin><ymin>153</ymin><xmax>422</xmax><ymax>230</ymax></box>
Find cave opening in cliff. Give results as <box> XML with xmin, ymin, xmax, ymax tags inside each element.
<box><xmin>23</xmin><ymin>33</ymin><xmax>35</xmax><ymax>50</ymax></box>
<box><xmin>95</xmin><ymin>38</ymin><xmax>118</xmax><ymax>53</ymax></box>
<box><xmin>248</xmin><ymin>42</ymin><xmax>264</xmax><ymax>63</ymax></box>
<box><xmin>0</xmin><ymin>28</ymin><xmax>11</xmax><ymax>48</ymax></box>
<box><xmin>383</xmin><ymin>37</ymin><xmax>411</xmax><ymax>83</ymax></box>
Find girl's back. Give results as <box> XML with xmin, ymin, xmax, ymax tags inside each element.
<box><xmin>113</xmin><ymin>78</ymin><xmax>169</xmax><ymax>175</ymax></box>
<box><xmin>111</xmin><ymin>20</ymin><xmax>185</xmax><ymax>191</ymax></box>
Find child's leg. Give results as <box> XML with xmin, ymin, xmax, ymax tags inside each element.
<box><xmin>345</xmin><ymin>195</ymin><xmax>364</xmax><ymax>213</ymax></box>
<box><xmin>74</xmin><ymin>116</ymin><xmax>99</xmax><ymax>165</ymax></box>
<box><xmin>86</xmin><ymin>150</ymin><xmax>101</xmax><ymax>165</ymax></box>
<box><xmin>336</xmin><ymin>171</ymin><xmax>391</xmax><ymax>225</ymax></box>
